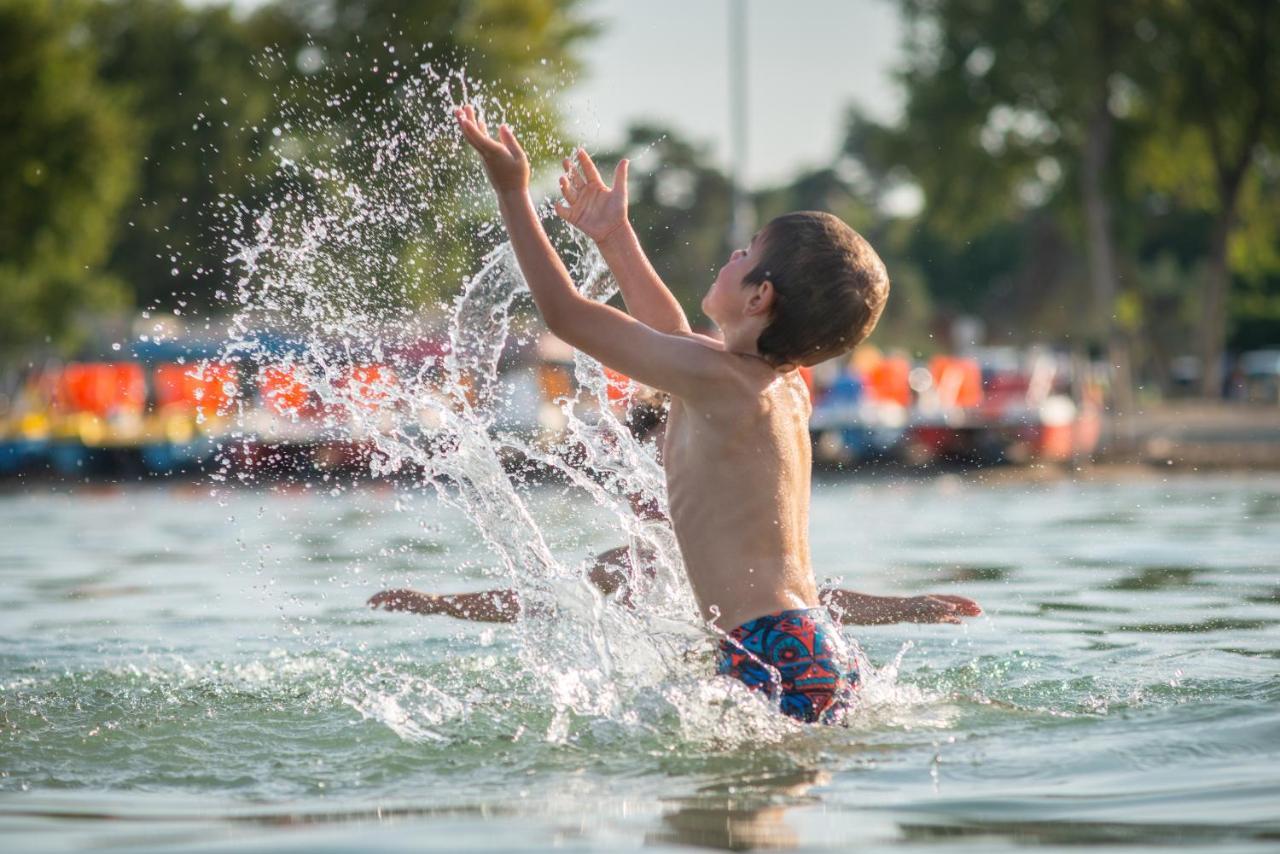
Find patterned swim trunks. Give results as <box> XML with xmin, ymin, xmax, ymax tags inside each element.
<box><xmin>717</xmin><ymin>607</ymin><xmax>859</xmax><ymax>723</ymax></box>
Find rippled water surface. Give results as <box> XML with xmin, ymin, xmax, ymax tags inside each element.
<box><xmin>2</xmin><ymin>472</ymin><xmax>1279</xmax><ymax>851</ymax></box>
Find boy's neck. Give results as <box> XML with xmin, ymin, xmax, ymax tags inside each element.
<box><xmin>720</xmin><ymin>322</ymin><xmax>760</xmax><ymax>357</ymax></box>
<box><xmin>720</xmin><ymin>322</ymin><xmax>792</xmax><ymax>373</ymax></box>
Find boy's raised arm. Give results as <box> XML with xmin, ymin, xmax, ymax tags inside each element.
<box><xmin>455</xmin><ymin>107</ymin><xmax>722</xmax><ymax>399</ymax></box>
<box><xmin>555</xmin><ymin>150</ymin><xmax>693</xmax><ymax>336</ymax></box>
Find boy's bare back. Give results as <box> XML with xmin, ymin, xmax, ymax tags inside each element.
<box><xmin>664</xmin><ymin>357</ymin><xmax>819</xmax><ymax>631</ymax></box>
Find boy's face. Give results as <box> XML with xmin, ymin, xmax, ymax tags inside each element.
<box><xmin>702</xmin><ymin>230</ymin><xmax>763</xmax><ymax>326</ymax></box>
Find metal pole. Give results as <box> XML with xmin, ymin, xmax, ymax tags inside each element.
<box><xmin>728</xmin><ymin>0</ymin><xmax>754</xmax><ymax>248</ymax></box>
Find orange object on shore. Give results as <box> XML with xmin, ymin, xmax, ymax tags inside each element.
<box><xmin>152</xmin><ymin>364</ymin><xmax>189</xmax><ymax>409</ymax></box>
<box><xmin>865</xmin><ymin>356</ymin><xmax>911</xmax><ymax>406</ymax></box>
<box><xmin>1039</xmin><ymin>423</ymin><xmax>1075</xmax><ymax>461</ymax></box>
<box><xmin>190</xmin><ymin>362</ymin><xmax>238</xmax><ymax>415</ymax></box>
<box><xmin>259</xmin><ymin>365</ymin><xmax>312</xmax><ymax>416</ymax></box>
<box><xmin>154</xmin><ymin>362</ymin><xmax>238</xmax><ymax>415</ymax></box>
<box><xmin>343</xmin><ymin>364</ymin><xmax>398</xmax><ymax>411</ymax></box>
<box><xmin>536</xmin><ymin>364</ymin><xmax>571</xmax><ymax>403</ymax></box>
<box><xmin>603</xmin><ymin>367</ymin><xmax>634</xmax><ymax>404</ymax></box>
<box><xmin>59</xmin><ymin>363</ymin><xmax>146</xmax><ymax>416</ymax></box>
<box><xmin>797</xmin><ymin>365</ymin><xmax>814</xmax><ymax>401</ymax></box>
<box><xmin>929</xmin><ymin>356</ymin><xmax>983</xmax><ymax>408</ymax></box>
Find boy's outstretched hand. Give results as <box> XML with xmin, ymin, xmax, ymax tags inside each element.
<box><xmin>820</xmin><ymin>589</ymin><xmax>983</xmax><ymax>625</ymax></box>
<box><xmin>455</xmin><ymin>104</ymin><xmax>529</xmax><ymax>192</ymax></box>
<box><xmin>555</xmin><ymin>149</ymin><xmax>630</xmax><ymax>244</ymax></box>
<box><xmin>368</xmin><ymin>588</ymin><xmax>435</xmax><ymax>614</ymax></box>
<box><xmin>898</xmin><ymin>594</ymin><xmax>983</xmax><ymax>624</ymax></box>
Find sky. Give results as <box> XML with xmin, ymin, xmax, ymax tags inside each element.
<box><xmin>561</xmin><ymin>0</ymin><xmax>905</xmax><ymax>188</ymax></box>
<box><xmin>220</xmin><ymin>0</ymin><xmax>907</xmax><ymax>188</ymax></box>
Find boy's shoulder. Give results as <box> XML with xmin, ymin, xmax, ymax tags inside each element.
<box><xmin>685</xmin><ymin>342</ymin><xmax>809</xmax><ymax>412</ymax></box>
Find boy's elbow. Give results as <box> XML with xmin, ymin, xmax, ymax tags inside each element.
<box><xmin>540</xmin><ymin>297</ymin><xmax>583</xmax><ymax>341</ymax></box>
<box><xmin>541</xmin><ymin>305</ymin><xmax>569</xmax><ymax>339</ymax></box>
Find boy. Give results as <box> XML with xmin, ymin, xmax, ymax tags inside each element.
<box><xmin>380</xmin><ymin>105</ymin><xmax>978</xmax><ymax>722</ymax></box>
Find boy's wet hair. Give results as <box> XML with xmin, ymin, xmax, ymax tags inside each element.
<box><xmin>744</xmin><ymin>212</ymin><xmax>889</xmax><ymax>368</ymax></box>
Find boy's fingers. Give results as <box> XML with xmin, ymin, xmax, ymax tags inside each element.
<box><xmin>558</xmin><ymin>175</ymin><xmax>577</xmax><ymax>202</ymax></box>
<box><xmin>455</xmin><ymin>113</ymin><xmax>506</xmax><ymax>157</ymax></box>
<box><xmin>498</xmin><ymin>124</ymin><xmax>525</xmax><ymax>159</ymax></box>
<box><xmin>553</xmin><ymin>201</ymin><xmax>574</xmax><ymax>222</ymax></box>
<box><xmin>936</xmin><ymin>594</ymin><xmax>982</xmax><ymax>615</ymax></box>
<box><xmin>453</xmin><ymin>109</ymin><xmax>480</xmax><ymax>139</ymax></box>
<box><xmin>614</xmin><ymin>158</ymin><xmax>629</xmax><ymax>191</ymax></box>
<box><xmin>577</xmin><ymin>148</ymin><xmax>604</xmax><ymax>185</ymax></box>
<box><xmin>457</xmin><ymin>120</ymin><xmax>489</xmax><ymax>151</ymax></box>
<box><xmin>460</xmin><ymin>104</ymin><xmax>494</xmax><ymax>141</ymax></box>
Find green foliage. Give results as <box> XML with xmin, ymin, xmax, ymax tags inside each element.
<box><xmin>88</xmin><ymin>0</ymin><xmax>283</xmax><ymax>311</ymax></box>
<box><xmin>1132</xmin><ymin>0</ymin><xmax>1280</xmax><ymax>282</ymax></box>
<box><xmin>882</xmin><ymin>0</ymin><xmax>1280</xmax><ymax>371</ymax></box>
<box><xmin>84</xmin><ymin>0</ymin><xmax>595</xmax><ymax>314</ymax></box>
<box><xmin>890</xmin><ymin>0</ymin><xmax>1136</xmax><ymax>238</ymax></box>
<box><xmin>0</xmin><ymin>0</ymin><xmax>138</xmax><ymax>356</ymax></box>
<box><xmin>0</xmin><ymin>0</ymin><xmax>597</xmax><ymax>360</ymax></box>
<box><xmin>1230</xmin><ymin>273</ymin><xmax>1280</xmax><ymax>351</ymax></box>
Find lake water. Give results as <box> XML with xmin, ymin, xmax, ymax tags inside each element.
<box><xmin>2</xmin><ymin>471</ymin><xmax>1278</xmax><ymax>852</ymax></box>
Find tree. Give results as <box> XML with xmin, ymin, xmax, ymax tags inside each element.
<box><xmin>88</xmin><ymin>0</ymin><xmax>282</xmax><ymax>312</ymax></box>
<box><xmin>1134</xmin><ymin>1</ymin><xmax>1280</xmax><ymax>394</ymax></box>
<box><xmin>244</xmin><ymin>0</ymin><xmax>598</xmax><ymax>308</ymax></box>
<box><xmin>891</xmin><ymin>0</ymin><xmax>1146</xmax><ymax>405</ymax></box>
<box><xmin>0</xmin><ymin>0</ymin><xmax>138</xmax><ymax>356</ymax></box>
<box><xmin>83</xmin><ymin>0</ymin><xmax>596</xmax><ymax>316</ymax></box>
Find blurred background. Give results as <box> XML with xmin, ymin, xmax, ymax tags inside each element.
<box><xmin>2</xmin><ymin>0</ymin><xmax>1278</xmax><ymax>479</ymax></box>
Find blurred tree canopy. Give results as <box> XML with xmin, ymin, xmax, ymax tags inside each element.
<box><xmin>2</xmin><ymin>0</ymin><xmax>594</xmax><ymax>355</ymax></box>
<box><xmin>1131</xmin><ymin>0</ymin><xmax>1280</xmax><ymax>392</ymax></box>
<box><xmin>88</xmin><ymin>0</ymin><xmax>282</xmax><ymax>314</ymax></box>
<box><xmin>877</xmin><ymin>0</ymin><xmax>1280</xmax><ymax>394</ymax></box>
<box><xmin>0</xmin><ymin>0</ymin><xmax>137</xmax><ymax>357</ymax></box>
<box><xmin>595</xmin><ymin>0</ymin><xmax>1280</xmax><ymax>384</ymax></box>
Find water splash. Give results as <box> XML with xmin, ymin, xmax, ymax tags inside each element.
<box><xmin>212</xmin><ymin>57</ymin><xmax>737</xmax><ymax>743</ymax></box>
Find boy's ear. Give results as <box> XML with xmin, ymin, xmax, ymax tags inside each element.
<box><xmin>743</xmin><ymin>279</ymin><xmax>775</xmax><ymax>318</ymax></box>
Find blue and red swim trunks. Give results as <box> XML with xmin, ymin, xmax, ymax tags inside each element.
<box><xmin>717</xmin><ymin>607</ymin><xmax>859</xmax><ymax>723</ymax></box>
